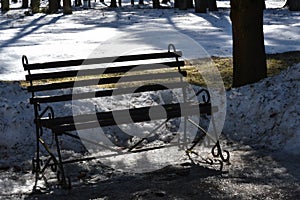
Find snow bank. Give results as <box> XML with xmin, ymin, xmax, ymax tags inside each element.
<box><xmin>0</xmin><ymin>82</ymin><xmax>35</xmax><ymax>167</ymax></box>
<box><xmin>224</xmin><ymin>64</ymin><xmax>300</xmax><ymax>155</ymax></box>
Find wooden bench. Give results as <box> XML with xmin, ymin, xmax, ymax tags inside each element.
<box><xmin>22</xmin><ymin>44</ymin><xmax>229</xmax><ymax>189</ymax></box>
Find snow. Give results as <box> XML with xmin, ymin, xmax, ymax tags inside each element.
<box><xmin>0</xmin><ymin>0</ymin><xmax>299</xmax><ymax>80</ymax></box>
<box><xmin>0</xmin><ymin>0</ymin><xmax>299</xmax><ymax>196</ymax></box>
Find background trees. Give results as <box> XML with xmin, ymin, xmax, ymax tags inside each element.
<box><xmin>31</xmin><ymin>0</ymin><xmax>40</xmax><ymax>13</ymax></box>
<box><xmin>153</xmin><ymin>0</ymin><xmax>160</xmax><ymax>8</ymax></box>
<box><xmin>48</xmin><ymin>0</ymin><xmax>59</xmax><ymax>13</ymax></box>
<box><xmin>110</xmin><ymin>0</ymin><xmax>117</xmax><ymax>7</ymax></box>
<box><xmin>230</xmin><ymin>0</ymin><xmax>267</xmax><ymax>87</ymax></box>
<box><xmin>195</xmin><ymin>0</ymin><xmax>218</xmax><ymax>13</ymax></box>
<box><xmin>63</xmin><ymin>0</ymin><xmax>72</xmax><ymax>14</ymax></box>
<box><xmin>1</xmin><ymin>0</ymin><xmax>9</xmax><ymax>12</ymax></box>
<box><xmin>22</xmin><ymin>0</ymin><xmax>29</xmax><ymax>8</ymax></box>
<box><xmin>285</xmin><ymin>0</ymin><xmax>300</xmax><ymax>11</ymax></box>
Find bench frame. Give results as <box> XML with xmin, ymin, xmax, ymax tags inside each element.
<box><xmin>23</xmin><ymin>44</ymin><xmax>229</xmax><ymax>190</ymax></box>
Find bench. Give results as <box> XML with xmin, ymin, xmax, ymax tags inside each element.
<box><xmin>22</xmin><ymin>44</ymin><xmax>229</xmax><ymax>189</ymax></box>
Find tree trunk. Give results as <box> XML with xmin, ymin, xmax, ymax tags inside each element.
<box><xmin>208</xmin><ymin>0</ymin><xmax>218</xmax><ymax>11</ymax></box>
<box><xmin>22</xmin><ymin>0</ymin><xmax>29</xmax><ymax>8</ymax></box>
<box><xmin>289</xmin><ymin>0</ymin><xmax>300</xmax><ymax>11</ymax></box>
<box><xmin>48</xmin><ymin>0</ymin><xmax>59</xmax><ymax>13</ymax></box>
<box><xmin>31</xmin><ymin>0</ymin><xmax>40</xmax><ymax>13</ymax></box>
<box><xmin>178</xmin><ymin>0</ymin><xmax>187</xmax><ymax>9</ymax></box>
<box><xmin>110</xmin><ymin>0</ymin><xmax>117</xmax><ymax>7</ymax></box>
<box><xmin>131</xmin><ymin>0</ymin><xmax>134</xmax><ymax>5</ymax></box>
<box><xmin>75</xmin><ymin>0</ymin><xmax>82</xmax><ymax>7</ymax></box>
<box><xmin>230</xmin><ymin>0</ymin><xmax>267</xmax><ymax>87</ymax></box>
<box><xmin>63</xmin><ymin>0</ymin><xmax>72</xmax><ymax>14</ymax></box>
<box><xmin>1</xmin><ymin>0</ymin><xmax>9</xmax><ymax>12</ymax></box>
<box><xmin>139</xmin><ymin>0</ymin><xmax>144</xmax><ymax>5</ymax></box>
<box><xmin>195</xmin><ymin>0</ymin><xmax>208</xmax><ymax>13</ymax></box>
<box><xmin>174</xmin><ymin>0</ymin><xmax>179</xmax><ymax>8</ymax></box>
<box><xmin>119</xmin><ymin>0</ymin><xmax>122</xmax><ymax>7</ymax></box>
<box><xmin>153</xmin><ymin>0</ymin><xmax>160</xmax><ymax>8</ymax></box>
<box><xmin>187</xmin><ymin>0</ymin><xmax>193</xmax><ymax>8</ymax></box>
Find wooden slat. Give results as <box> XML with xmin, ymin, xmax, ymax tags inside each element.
<box><xmin>23</xmin><ymin>51</ymin><xmax>182</xmax><ymax>71</ymax></box>
<box><xmin>25</xmin><ymin>61</ymin><xmax>185</xmax><ymax>81</ymax></box>
<box><xmin>30</xmin><ymin>82</ymin><xmax>188</xmax><ymax>104</ymax></box>
<box><xmin>27</xmin><ymin>70</ymin><xmax>187</xmax><ymax>92</ymax></box>
<box><xmin>38</xmin><ymin>102</ymin><xmax>212</xmax><ymax>133</ymax></box>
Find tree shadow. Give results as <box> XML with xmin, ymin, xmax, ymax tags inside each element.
<box><xmin>0</xmin><ymin>14</ymin><xmax>63</xmax><ymax>49</ymax></box>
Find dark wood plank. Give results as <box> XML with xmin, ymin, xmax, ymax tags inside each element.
<box><xmin>26</xmin><ymin>61</ymin><xmax>185</xmax><ymax>81</ymax></box>
<box><xmin>30</xmin><ymin>82</ymin><xmax>188</xmax><ymax>104</ymax></box>
<box><xmin>38</xmin><ymin>102</ymin><xmax>212</xmax><ymax>133</ymax></box>
<box><xmin>28</xmin><ymin>70</ymin><xmax>187</xmax><ymax>92</ymax></box>
<box><xmin>23</xmin><ymin>51</ymin><xmax>182</xmax><ymax>70</ymax></box>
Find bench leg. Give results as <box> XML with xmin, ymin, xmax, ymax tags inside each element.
<box><xmin>32</xmin><ymin>126</ymin><xmax>41</xmax><ymax>192</ymax></box>
<box><xmin>186</xmin><ymin>118</ymin><xmax>230</xmax><ymax>170</ymax></box>
<box><xmin>54</xmin><ymin>132</ymin><xmax>70</xmax><ymax>189</ymax></box>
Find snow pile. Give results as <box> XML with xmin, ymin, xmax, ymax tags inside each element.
<box><xmin>0</xmin><ymin>83</ymin><xmax>33</xmax><ymax>146</ymax></box>
<box><xmin>224</xmin><ymin>64</ymin><xmax>300</xmax><ymax>155</ymax></box>
<box><xmin>0</xmin><ymin>82</ymin><xmax>35</xmax><ymax>167</ymax></box>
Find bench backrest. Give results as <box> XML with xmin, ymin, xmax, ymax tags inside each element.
<box><xmin>22</xmin><ymin>49</ymin><xmax>187</xmax><ymax>111</ymax></box>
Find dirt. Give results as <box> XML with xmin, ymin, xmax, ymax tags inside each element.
<box><xmin>2</xmin><ymin>138</ymin><xmax>299</xmax><ymax>200</ymax></box>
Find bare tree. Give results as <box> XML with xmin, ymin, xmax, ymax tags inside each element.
<box><xmin>22</xmin><ymin>0</ymin><xmax>29</xmax><ymax>8</ymax></box>
<box><xmin>285</xmin><ymin>0</ymin><xmax>300</xmax><ymax>11</ymax></box>
<box><xmin>174</xmin><ymin>0</ymin><xmax>179</xmax><ymax>8</ymax></box>
<box><xmin>187</xmin><ymin>0</ymin><xmax>193</xmax><ymax>8</ymax></box>
<box><xmin>31</xmin><ymin>0</ymin><xmax>40</xmax><ymax>13</ymax></box>
<box><xmin>208</xmin><ymin>0</ymin><xmax>217</xmax><ymax>11</ymax></box>
<box><xmin>63</xmin><ymin>0</ymin><xmax>72</xmax><ymax>14</ymax></box>
<box><xmin>195</xmin><ymin>0</ymin><xmax>217</xmax><ymax>12</ymax></box>
<box><xmin>153</xmin><ymin>0</ymin><xmax>160</xmax><ymax>8</ymax></box>
<box><xmin>195</xmin><ymin>0</ymin><xmax>207</xmax><ymax>13</ymax></box>
<box><xmin>110</xmin><ymin>0</ymin><xmax>117</xmax><ymax>7</ymax></box>
<box><xmin>1</xmin><ymin>0</ymin><xmax>9</xmax><ymax>12</ymax></box>
<box><xmin>230</xmin><ymin>0</ymin><xmax>267</xmax><ymax>87</ymax></box>
<box><xmin>48</xmin><ymin>0</ymin><xmax>59</xmax><ymax>13</ymax></box>
<box><xmin>75</xmin><ymin>0</ymin><xmax>82</xmax><ymax>7</ymax></box>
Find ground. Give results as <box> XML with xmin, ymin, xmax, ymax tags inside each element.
<box><xmin>2</xmin><ymin>138</ymin><xmax>300</xmax><ymax>200</ymax></box>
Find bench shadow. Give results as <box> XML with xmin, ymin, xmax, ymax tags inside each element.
<box><xmin>24</xmin><ymin>163</ymin><xmax>226</xmax><ymax>200</ymax></box>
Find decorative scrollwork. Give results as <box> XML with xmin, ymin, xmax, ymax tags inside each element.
<box><xmin>22</xmin><ymin>55</ymin><xmax>28</xmax><ymax>67</ymax></box>
<box><xmin>211</xmin><ymin>141</ymin><xmax>230</xmax><ymax>163</ymax></box>
<box><xmin>51</xmin><ymin>162</ymin><xmax>58</xmax><ymax>172</ymax></box>
<box><xmin>195</xmin><ymin>89</ymin><xmax>210</xmax><ymax>104</ymax></box>
<box><xmin>38</xmin><ymin>106</ymin><xmax>55</xmax><ymax>119</ymax></box>
<box><xmin>168</xmin><ymin>43</ymin><xmax>176</xmax><ymax>53</ymax></box>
